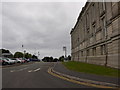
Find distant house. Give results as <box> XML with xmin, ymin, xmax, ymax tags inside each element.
<box><xmin>0</xmin><ymin>49</ymin><xmax>13</xmax><ymax>58</ymax></box>
<box><xmin>1</xmin><ymin>53</ymin><xmax>13</xmax><ymax>58</ymax></box>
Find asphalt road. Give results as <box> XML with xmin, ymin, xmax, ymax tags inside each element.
<box><xmin>2</xmin><ymin>62</ymin><xmax>92</xmax><ymax>88</ymax></box>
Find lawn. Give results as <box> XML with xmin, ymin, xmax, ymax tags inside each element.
<box><xmin>62</xmin><ymin>61</ymin><xmax>120</xmax><ymax>77</ymax></box>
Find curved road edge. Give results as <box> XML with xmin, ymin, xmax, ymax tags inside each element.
<box><xmin>47</xmin><ymin>64</ymin><xmax>119</xmax><ymax>89</ymax></box>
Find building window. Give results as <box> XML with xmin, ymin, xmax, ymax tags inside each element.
<box><xmin>81</xmin><ymin>51</ymin><xmax>83</xmax><ymax>56</ymax></box>
<box><xmin>93</xmin><ymin>25</ymin><xmax>96</xmax><ymax>34</ymax></box>
<box><xmin>87</xmin><ymin>49</ymin><xmax>89</xmax><ymax>56</ymax></box>
<box><xmin>86</xmin><ymin>13</ymin><xmax>89</xmax><ymax>27</ymax></box>
<box><xmin>92</xmin><ymin>47</ymin><xmax>96</xmax><ymax>56</ymax></box>
<box><xmin>94</xmin><ymin>47</ymin><xmax>96</xmax><ymax>56</ymax></box>
<box><xmin>92</xmin><ymin>48</ymin><xmax>94</xmax><ymax>56</ymax></box>
<box><xmin>101</xmin><ymin>44</ymin><xmax>106</xmax><ymax>55</ymax></box>
<box><xmin>92</xmin><ymin>25</ymin><xmax>96</xmax><ymax>42</ymax></box>
<box><xmin>78</xmin><ymin>37</ymin><xmax>79</xmax><ymax>42</ymax></box>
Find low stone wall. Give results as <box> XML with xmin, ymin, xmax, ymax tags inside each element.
<box><xmin>77</xmin><ymin>54</ymin><xmax>119</xmax><ymax>69</ymax></box>
<box><xmin>86</xmin><ymin>56</ymin><xmax>106</xmax><ymax>66</ymax></box>
<box><xmin>79</xmin><ymin>57</ymin><xmax>86</xmax><ymax>62</ymax></box>
<box><xmin>107</xmin><ymin>54</ymin><xmax>119</xmax><ymax>69</ymax></box>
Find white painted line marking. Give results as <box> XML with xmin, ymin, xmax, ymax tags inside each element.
<box><xmin>28</xmin><ymin>68</ymin><xmax>41</xmax><ymax>72</ymax></box>
<box><xmin>19</xmin><ymin>67</ymin><xmax>28</xmax><ymax>71</ymax></box>
<box><xmin>10</xmin><ymin>70</ymin><xmax>15</xmax><ymax>72</ymax></box>
<box><xmin>10</xmin><ymin>67</ymin><xmax>28</xmax><ymax>72</ymax></box>
<box><xmin>34</xmin><ymin>68</ymin><xmax>40</xmax><ymax>72</ymax></box>
<box><xmin>28</xmin><ymin>70</ymin><xmax>33</xmax><ymax>72</ymax></box>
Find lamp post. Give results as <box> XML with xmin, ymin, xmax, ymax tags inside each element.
<box><xmin>24</xmin><ymin>50</ymin><xmax>26</xmax><ymax>59</ymax></box>
<box><xmin>22</xmin><ymin>44</ymin><xmax>24</xmax><ymax>58</ymax></box>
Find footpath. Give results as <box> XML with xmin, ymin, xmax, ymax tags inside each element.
<box><xmin>50</xmin><ymin>62</ymin><xmax>119</xmax><ymax>89</ymax></box>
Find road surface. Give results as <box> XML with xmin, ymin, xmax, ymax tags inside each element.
<box><xmin>2</xmin><ymin>62</ymin><xmax>92</xmax><ymax>88</ymax></box>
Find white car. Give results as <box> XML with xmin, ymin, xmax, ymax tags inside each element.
<box><xmin>3</xmin><ymin>58</ymin><xmax>15</xmax><ymax>65</ymax></box>
<box><xmin>11</xmin><ymin>58</ymin><xmax>18</xmax><ymax>63</ymax></box>
<box><xmin>2</xmin><ymin>58</ymin><xmax>11</xmax><ymax>65</ymax></box>
<box><xmin>16</xmin><ymin>58</ymin><xmax>22</xmax><ymax>63</ymax></box>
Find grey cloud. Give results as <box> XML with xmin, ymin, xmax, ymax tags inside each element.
<box><xmin>2</xmin><ymin>2</ymin><xmax>86</xmax><ymax>58</ymax></box>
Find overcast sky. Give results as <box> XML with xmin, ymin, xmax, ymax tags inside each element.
<box><xmin>2</xmin><ymin>1</ymin><xmax>86</xmax><ymax>58</ymax></box>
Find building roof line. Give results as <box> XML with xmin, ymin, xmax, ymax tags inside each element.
<box><xmin>70</xmin><ymin>1</ymin><xmax>89</xmax><ymax>34</ymax></box>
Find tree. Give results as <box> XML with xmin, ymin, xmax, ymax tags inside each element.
<box><xmin>1</xmin><ymin>49</ymin><xmax>10</xmax><ymax>53</ymax></box>
<box><xmin>24</xmin><ymin>53</ymin><xmax>32</xmax><ymax>59</ymax></box>
<box><xmin>58</xmin><ymin>56</ymin><xmax>64</xmax><ymax>62</ymax></box>
<box><xmin>42</xmin><ymin>56</ymin><xmax>54</xmax><ymax>62</ymax></box>
<box><xmin>28</xmin><ymin>54</ymin><xmax>32</xmax><ymax>58</ymax></box>
<box><xmin>53</xmin><ymin>58</ymin><xmax>58</xmax><ymax>62</ymax></box>
<box><xmin>49</xmin><ymin>57</ymin><xmax>53</xmax><ymax>62</ymax></box>
<box><xmin>67</xmin><ymin>55</ymin><xmax>71</xmax><ymax>61</ymax></box>
<box><xmin>32</xmin><ymin>55</ymin><xmax>38</xmax><ymax>59</ymax></box>
<box><xmin>25</xmin><ymin>53</ymin><xmax>30</xmax><ymax>59</ymax></box>
<box><xmin>42</xmin><ymin>57</ymin><xmax>49</xmax><ymax>62</ymax></box>
<box><xmin>14</xmin><ymin>52</ymin><xmax>23</xmax><ymax>58</ymax></box>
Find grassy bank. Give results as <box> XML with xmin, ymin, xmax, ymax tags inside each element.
<box><xmin>62</xmin><ymin>61</ymin><xmax>120</xmax><ymax>77</ymax></box>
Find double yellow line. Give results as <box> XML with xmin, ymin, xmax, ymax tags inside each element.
<box><xmin>48</xmin><ymin>68</ymin><xmax>119</xmax><ymax>89</ymax></box>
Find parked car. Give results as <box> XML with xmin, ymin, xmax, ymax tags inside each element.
<box><xmin>24</xmin><ymin>58</ymin><xmax>30</xmax><ymax>62</ymax></box>
<box><xmin>14</xmin><ymin>58</ymin><xmax>22</xmax><ymax>63</ymax></box>
<box><xmin>29</xmin><ymin>58</ymin><xmax>40</xmax><ymax>61</ymax></box>
<box><xmin>7</xmin><ymin>58</ymin><xmax>16</xmax><ymax>64</ymax></box>
<box><xmin>0</xmin><ymin>57</ymin><xmax>3</xmax><ymax>65</ymax></box>
<box><xmin>2</xmin><ymin>58</ymin><xmax>14</xmax><ymax>65</ymax></box>
<box><xmin>19</xmin><ymin>58</ymin><xmax>26</xmax><ymax>63</ymax></box>
<box><xmin>10</xmin><ymin>58</ymin><xmax>17</xmax><ymax>64</ymax></box>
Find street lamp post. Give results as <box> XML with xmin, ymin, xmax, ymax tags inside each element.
<box><xmin>22</xmin><ymin>44</ymin><xmax>24</xmax><ymax>58</ymax></box>
<box><xmin>24</xmin><ymin>50</ymin><xmax>26</xmax><ymax>59</ymax></box>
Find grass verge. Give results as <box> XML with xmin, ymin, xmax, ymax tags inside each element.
<box><xmin>62</xmin><ymin>61</ymin><xmax>120</xmax><ymax>77</ymax></box>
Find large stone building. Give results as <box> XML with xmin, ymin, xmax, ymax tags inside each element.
<box><xmin>70</xmin><ymin>2</ymin><xmax>120</xmax><ymax>68</ymax></box>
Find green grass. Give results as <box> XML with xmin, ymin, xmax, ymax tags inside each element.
<box><xmin>62</xmin><ymin>61</ymin><xmax>120</xmax><ymax>77</ymax></box>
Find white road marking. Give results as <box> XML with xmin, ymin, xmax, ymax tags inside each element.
<box><xmin>10</xmin><ymin>67</ymin><xmax>28</xmax><ymax>72</ymax></box>
<box><xmin>10</xmin><ymin>70</ymin><xmax>15</xmax><ymax>72</ymax></box>
<box><xmin>28</xmin><ymin>68</ymin><xmax>41</xmax><ymax>72</ymax></box>
<box><xmin>28</xmin><ymin>70</ymin><xmax>33</xmax><ymax>72</ymax></box>
<box><xmin>18</xmin><ymin>67</ymin><xmax>28</xmax><ymax>71</ymax></box>
<box><xmin>34</xmin><ymin>68</ymin><xmax>40</xmax><ymax>72</ymax></box>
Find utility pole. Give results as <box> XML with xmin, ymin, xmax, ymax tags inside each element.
<box><xmin>22</xmin><ymin>44</ymin><xmax>24</xmax><ymax>58</ymax></box>
<box><xmin>24</xmin><ymin>50</ymin><xmax>26</xmax><ymax>59</ymax></box>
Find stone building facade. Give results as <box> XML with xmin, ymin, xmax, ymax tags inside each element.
<box><xmin>70</xmin><ymin>2</ymin><xmax>120</xmax><ymax>68</ymax></box>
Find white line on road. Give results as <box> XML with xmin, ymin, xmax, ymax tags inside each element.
<box><xmin>19</xmin><ymin>67</ymin><xmax>28</xmax><ymax>71</ymax></box>
<box><xmin>10</xmin><ymin>67</ymin><xmax>28</xmax><ymax>72</ymax></box>
<box><xmin>28</xmin><ymin>68</ymin><xmax>41</xmax><ymax>72</ymax></box>
<box><xmin>28</xmin><ymin>70</ymin><xmax>33</xmax><ymax>72</ymax></box>
<box><xmin>34</xmin><ymin>68</ymin><xmax>40</xmax><ymax>72</ymax></box>
<box><xmin>10</xmin><ymin>70</ymin><xmax>15</xmax><ymax>72</ymax></box>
